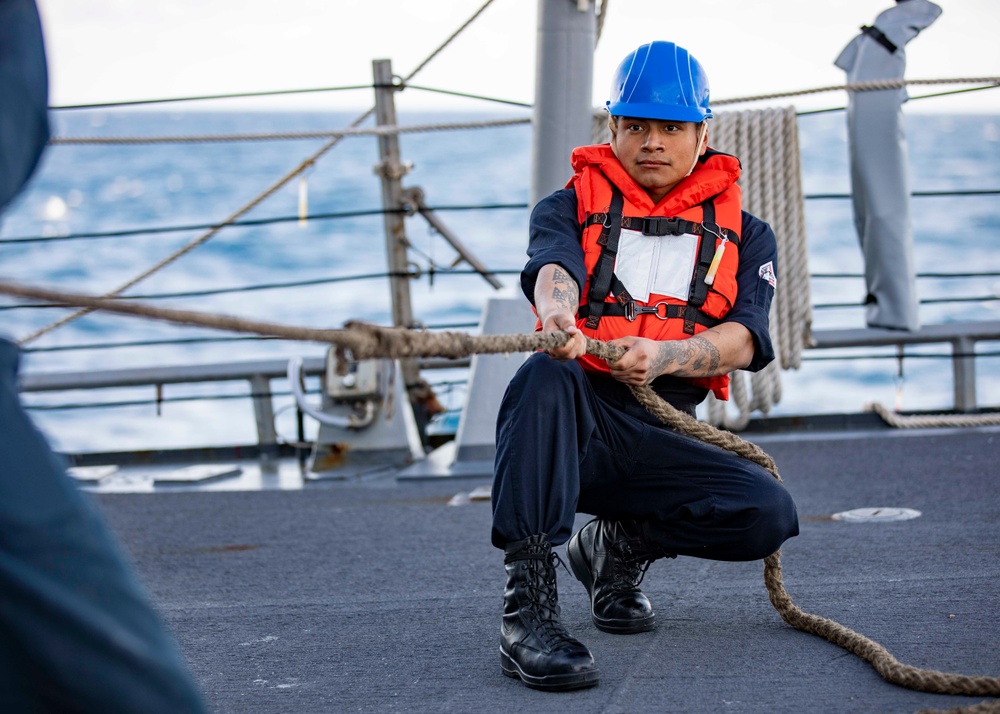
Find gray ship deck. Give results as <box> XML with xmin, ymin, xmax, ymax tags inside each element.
<box><xmin>91</xmin><ymin>421</ymin><xmax>1000</xmax><ymax>713</ymax></box>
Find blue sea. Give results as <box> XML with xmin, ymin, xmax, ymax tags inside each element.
<box><xmin>2</xmin><ymin>109</ymin><xmax>999</xmax><ymax>453</ymax></box>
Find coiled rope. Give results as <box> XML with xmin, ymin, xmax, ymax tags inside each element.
<box><xmin>0</xmin><ymin>277</ymin><xmax>997</xmax><ymax>713</ymax></box>
<box><xmin>704</xmin><ymin>106</ymin><xmax>812</xmax><ymax>430</ymax></box>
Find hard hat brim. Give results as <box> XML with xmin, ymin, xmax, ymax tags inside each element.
<box><xmin>606</xmin><ymin>101</ymin><xmax>712</xmax><ymax>123</ymax></box>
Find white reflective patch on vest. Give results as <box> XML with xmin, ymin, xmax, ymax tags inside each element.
<box><xmin>613</xmin><ymin>228</ymin><xmax>698</xmax><ymax>303</ymax></box>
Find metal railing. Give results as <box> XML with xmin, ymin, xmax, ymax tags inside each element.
<box><xmin>18</xmin><ymin>321</ymin><xmax>1000</xmax><ymax>452</ymax></box>
<box><xmin>808</xmin><ymin>321</ymin><xmax>1000</xmax><ymax>413</ymax></box>
<box><xmin>19</xmin><ymin>356</ymin><xmax>468</xmax><ymax>448</ymax></box>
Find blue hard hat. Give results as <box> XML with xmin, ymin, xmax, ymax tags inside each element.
<box><xmin>606</xmin><ymin>42</ymin><xmax>713</xmax><ymax>122</ymax></box>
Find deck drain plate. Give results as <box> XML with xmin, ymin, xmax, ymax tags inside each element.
<box><xmin>831</xmin><ymin>507</ymin><xmax>922</xmax><ymax>522</ymax></box>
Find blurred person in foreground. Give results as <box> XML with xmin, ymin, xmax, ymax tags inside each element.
<box><xmin>491</xmin><ymin>40</ymin><xmax>799</xmax><ymax>691</ymax></box>
<box><xmin>0</xmin><ymin>1</ymin><xmax>206</xmax><ymax>710</ymax></box>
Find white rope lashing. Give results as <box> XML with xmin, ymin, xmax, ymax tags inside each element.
<box><xmin>705</xmin><ymin>107</ymin><xmax>811</xmax><ymax>430</ymax></box>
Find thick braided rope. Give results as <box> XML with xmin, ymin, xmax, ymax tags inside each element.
<box><xmin>768</xmin><ymin>109</ymin><xmax>795</xmax><ymax>366</ymax></box>
<box><xmin>780</xmin><ymin>106</ymin><xmax>812</xmax><ymax>367</ymax></box>
<box><xmin>0</xmin><ymin>280</ymin><xmax>574</xmax><ymax>357</ymax></box>
<box><xmin>751</xmin><ymin>362</ymin><xmax>776</xmax><ymax>414</ymax></box>
<box><xmin>702</xmin><ymin>107</ymin><xmax>812</xmax><ymax>429</ymax></box>
<box><xmin>590</xmin><ymin>337</ymin><xmax>998</xmax><ymax>707</ymax></box>
<box><xmin>744</xmin><ymin>107</ymin><xmax>780</xmax><ymax>418</ymax></box>
<box><xmin>713</xmin><ymin>76</ymin><xmax>1000</xmax><ymax>106</ymax></box>
<box><xmin>587</xmin><ymin>331</ymin><xmax>999</xmax><ymax>708</ymax></box>
<box><xmin>586</xmin><ymin>339</ymin><xmax>779</xmax><ymax>474</ymax></box>
<box><xmin>1</xmin><ymin>278</ymin><xmax>997</xmax><ymax>709</ymax></box>
<box><xmin>759</xmin><ymin>109</ymin><xmax>787</xmax><ymax>362</ymax></box>
<box><xmin>868</xmin><ymin>402</ymin><xmax>1000</xmax><ymax>428</ymax></box>
<box><xmin>727</xmin><ymin>371</ymin><xmax>753</xmax><ymax>431</ymax></box>
<box><xmin>714</xmin><ymin>106</ymin><xmax>811</xmax><ymax>371</ymax></box>
<box><xmin>919</xmin><ymin>703</ymin><xmax>1000</xmax><ymax>714</ymax></box>
<box><xmin>765</xmin><ymin>554</ymin><xmax>1000</xmax><ymax>703</ymax></box>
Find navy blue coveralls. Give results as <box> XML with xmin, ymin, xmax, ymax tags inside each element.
<box><xmin>491</xmin><ymin>188</ymin><xmax>799</xmax><ymax>560</ymax></box>
<box><xmin>0</xmin><ymin>2</ymin><xmax>206</xmax><ymax>710</ymax></box>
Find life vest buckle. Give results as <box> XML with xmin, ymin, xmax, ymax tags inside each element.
<box><xmin>641</xmin><ymin>216</ymin><xmax>684</xmax><ymax>236</ymax></box>
<box><xmin>624</xmin><ymin>301</ymin><xmax>670</xmax><ymax>322</ymax></box>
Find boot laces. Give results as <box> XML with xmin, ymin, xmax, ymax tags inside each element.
<box><xmin>517</xmin><ymin>550</ymin><xmax>578</xmax><ymax>648</ymax></box>
<box><xmin>611</xmin><ymin>539</ymin><xmax>653</xmax><ymax>592</ymax></box>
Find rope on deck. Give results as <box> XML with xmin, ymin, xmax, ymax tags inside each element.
<box><xmin>0</xmin><ymin>278</ymin><xmax>997</xmax><ymax>712</ymax></box>
<box><xmin>868</xmin><ymin>402</ymin><xmax>1000</xmax><ymax>428</ymax></box>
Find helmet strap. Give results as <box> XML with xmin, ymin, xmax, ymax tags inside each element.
<box><xmin>685</xmin><ymin>122</ymin><xmax>710</xmax><ymax>177</ymax></box>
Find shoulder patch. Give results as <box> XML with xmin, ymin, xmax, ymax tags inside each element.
<box><xmin>759</xmin><ymin>261</ymin><xmax>777</xmax><ymax>288</ymax></box>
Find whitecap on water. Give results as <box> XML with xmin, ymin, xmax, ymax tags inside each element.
<box><xmin>41</xmin><ymin>195</ymin><xmax>68</xmax><ymax>221</ymax></box>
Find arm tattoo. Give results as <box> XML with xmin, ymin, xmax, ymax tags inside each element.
<box><xmin>653</xmin><ymin>336</ymin><xmax>721</xmax><ymax>377</ymax></box>
<box><xmin>550</xmin><ymin>266</ymin><xmax>579</xmax><ymax>312</ymax></box>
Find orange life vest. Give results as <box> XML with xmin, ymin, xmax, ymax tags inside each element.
<box><xmin>568</xmin><ymin>144</ymin><xmax>743</xmax><ymax>400</ymax></box>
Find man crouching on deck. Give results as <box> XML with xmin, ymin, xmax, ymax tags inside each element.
<box><xmin>490</xmin><ymin>40</ymin><xmax>799</xmax><ymax>691</ymax></box>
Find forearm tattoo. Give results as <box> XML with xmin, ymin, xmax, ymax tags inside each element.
<box><xmin>653</xmin><ymin>335</ymin><xmax>721</xmax><ymax>377</ymax></box>
<box><xmin>549</xmin><ymin>266</ymin><xmax>579</xmax><ymax>312</ymax></box>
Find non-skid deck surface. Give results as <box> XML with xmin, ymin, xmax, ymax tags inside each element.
<box><xmin>94</xmin><ymin>425</ymin><xmax>1000</xmax><ymax>713</ymax></box>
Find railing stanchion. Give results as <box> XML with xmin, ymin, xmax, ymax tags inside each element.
<box><xmin>952</xmin><ymin>336</ymin><xmax>977</xmax><ymax>412</ymax></box>
<box><xmin>249</xmin><ymin>373</ymin><xmax>277</xmax><ymax>449</ymax></box>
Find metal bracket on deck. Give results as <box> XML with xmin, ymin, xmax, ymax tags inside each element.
<box><xmin>288</xmin><ymin>355</ymin><xmax>378</xmax><ymax>430</ymax></box>
<box><xmin>292</xmin><ymin>349</ymin><xmax>424</xmax><ymax>478</ymax></box>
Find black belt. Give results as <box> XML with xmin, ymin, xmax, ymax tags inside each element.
<box><xmin>583</xmin><ymin>213</ymin><xmax>735</xmax><ymax>244</ymax></box>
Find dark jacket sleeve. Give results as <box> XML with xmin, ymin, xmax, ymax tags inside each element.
<box><xmin>723</xmin><ymin>211</ymin><xmax>778</xmax><ymax>372</ymax></box>
<box><xmin>0</xmin><ymin>0</ymin><xmax>50</xmax><ymax>213</ymax></box>
<box><xmin>520</xmin><ymin>188</ymin><xmax>587</xmax><ymax>305</ymax></box>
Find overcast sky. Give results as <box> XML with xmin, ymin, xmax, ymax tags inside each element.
<box><xmin>34</xmin><ymin>0</ymin><xmax>1000</xmax><ymax>115</ymax></box>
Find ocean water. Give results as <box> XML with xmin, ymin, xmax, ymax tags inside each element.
<box><xmin>2</xmin><ymin>109</ymin><xmax>999</xmax><ymax>453</ymax></box>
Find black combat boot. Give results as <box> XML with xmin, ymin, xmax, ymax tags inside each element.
<box><xmin>500</xmin><ymin>534</ymin><xmax>599</xmax><ymax>691</ymax></box>
<box><xmin>566</xmin><ymin>518</ymin><xmax>668</xmax><ymax>634</ymax></box>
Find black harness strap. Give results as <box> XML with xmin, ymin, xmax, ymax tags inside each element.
<box><xmin>584</xmin><ymin>189</ymin><xmax>625</xmax><ymax>329</ymax></box>
<box><xmin>684</xmin><ymin>199</ymin><xmax>721</xmax><ymax>334</ymax></box>
<box><xmin>688</xmin><ymin>199</ymin><xmax>720</xmax><ymax>309</ymax></box>
<box><xmin>860</xmin><ymin>24</ymin><xmax>898</xmax><ymax>54</ymax></box>
<box><xmin>578</xmin><ymin>301</ymin><xmax>720</xmax><ymax>329</ymax></box>
<box><xmin>582</xmin><ymin>194</ymin><xmax>733</xmax><ymax>333</ymax></box>
<box><xmin>583</xmin><ymin>212</ymin><xmax>738</xmax><ymax>247</ymax></box>
<box><xmin>584</xmin><ymin>213</ymin><xmax>701</xmax><ymax>237</ymax></box>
